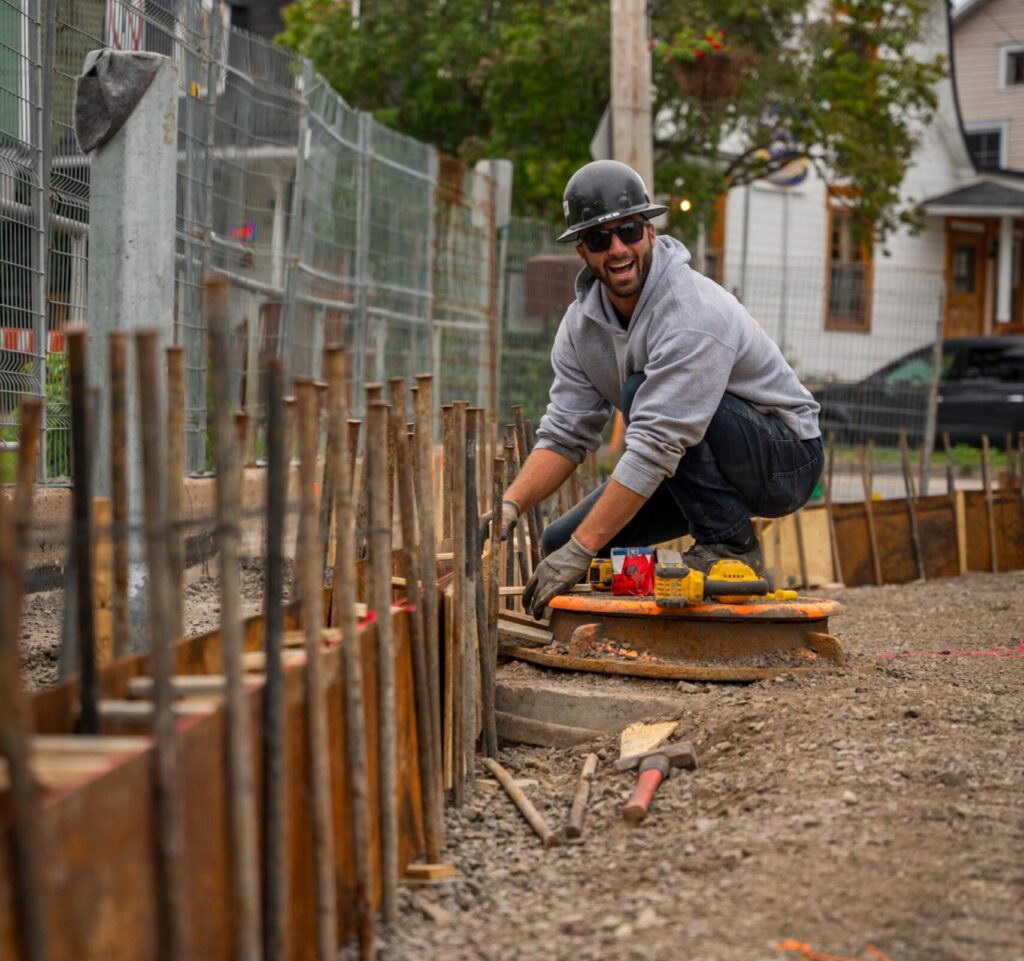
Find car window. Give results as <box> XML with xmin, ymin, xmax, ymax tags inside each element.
<box><xmin>881</xmin><ymin>348</ymin><xmax>954</xmax><ymax>386</ymax></box>
<box><xmin>954</xmin><ymin>346</ymin><xmax>1024</xmax><ymax>383</ymax></box>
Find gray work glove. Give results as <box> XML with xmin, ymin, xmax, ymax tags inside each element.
<box><xmin>479</xmin><ymin>499</ymin><xmax>522</xmax><ymax>550</ymax></box>
<box><xmin>522</xmin><ymin>535</ymin><xmax>597</xmax><ymax>620</ymax></box>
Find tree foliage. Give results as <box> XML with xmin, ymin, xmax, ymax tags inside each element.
<box><xmin>277</xmin><ymin>0</ymin><xmax>945</xmax><ymax>243</ymax></box>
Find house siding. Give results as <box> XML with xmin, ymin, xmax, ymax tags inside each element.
<box><xmin>954</xmin><ymin>0</ymin><xmax>1024</xmax><ymax>169</ymax></box>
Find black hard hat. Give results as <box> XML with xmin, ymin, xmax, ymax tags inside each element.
<box><xmin>557</xmin><ymin>160</ymin><xmax>667</xmax><ymax>243</ymax></box>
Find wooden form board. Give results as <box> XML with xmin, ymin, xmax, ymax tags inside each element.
<box><xmin>962</xmin><ymin>489</ymin><xmax>1024</xmax><ymax>573</ymax></box>
<box><xmin>2</xmin><ymin>605</ymin><xmax>426</xmax><ymax>961</ymax></box>
<box><xmin>758</xmin><ymin>506</ymin><xmax>834</xmax><ymax>588</ymax></box>
<box><xmin>832</xmin><ymin>494</ymin><xmax>964</xmax><ymax>587</ymax></box>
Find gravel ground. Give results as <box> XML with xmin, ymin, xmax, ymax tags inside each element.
<box><xmin>18</xmin><ymin>561</ymin><xmax>278</xmax><ymax>691</ymax></box>
<box><xmin>363</xmin><ymin>572</ymin><xmax>1024</xmax><ymax>961</ymax></box>
<box><xmin>18</xmin><ymin>569</ymin><xmax>1024</xmax><ymax>961</ymax></box>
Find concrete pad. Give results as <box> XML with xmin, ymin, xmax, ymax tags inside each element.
<box><xmin>495</xmin><ymin>677</ymin><xmax>682</xmax><ymax>745</ymax></box>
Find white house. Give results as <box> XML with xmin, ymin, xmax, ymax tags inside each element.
<box><xmin>703</xmin><ymin>0</ymin><xmax>1021</xmax><ymax>382</ymax></box>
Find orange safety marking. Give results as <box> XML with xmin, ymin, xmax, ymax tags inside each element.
<box><xmin>775</xmin><ymin>941</ymin><xmax>896</xmax><ymax>961</ymax></box>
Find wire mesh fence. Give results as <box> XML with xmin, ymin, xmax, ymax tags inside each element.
<box><xmin>0</xmin><ymin>0</ymin><xmax>507</xmax><ymax>479</ymax></box>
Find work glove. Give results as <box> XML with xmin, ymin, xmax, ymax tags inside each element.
<box><xmin>479</xmin><ymin>499</ymin><xmax>522</xmax><ymax>550</ymax></box>
<box><xmin>522</xmin><ymin>535</ymin><xmax>597</xmax><ymax>620</ymax></box>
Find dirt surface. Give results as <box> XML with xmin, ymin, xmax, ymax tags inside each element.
<box><xmin>17</xmin><ymin>567</ymin><xmax>1024</xmax><ymax>960</ymax></box>
<box><xmin>363</xmin><ymin>572</ymin><xmax>1024</xmax><ymax>961</ymax></box>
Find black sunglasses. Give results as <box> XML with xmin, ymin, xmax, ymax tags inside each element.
<box><xmin>579</xmin><ymin>219</ymin><xmax>648</xmax><ymax>253</ymax></box>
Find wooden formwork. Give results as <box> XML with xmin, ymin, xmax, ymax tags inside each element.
<box><xmin>0</xmin><ymin>602</ymin><xmax>425</xmax><ymax>961</ymax></box>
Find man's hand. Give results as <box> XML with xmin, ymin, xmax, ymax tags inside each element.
<box><xmin>522</xmin><ymin>535</ymin><xmax>597</xmax><ymax>620</ymax></box>
<box><xmin>479</xmin><ymin>499</ymin><xmax>522</xmax><ymax>550</ymax></box>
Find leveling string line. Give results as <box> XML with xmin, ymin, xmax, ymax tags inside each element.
<box><xmin>877</xmin><ymin>638</ymin><xmax>1024</xmax><ymax>660</ymax></box>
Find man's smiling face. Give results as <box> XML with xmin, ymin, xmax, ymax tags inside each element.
<box><xmin>576</xmin><ymin>216</ymin><xmax>655</xmax><ymax>303</ymax></box>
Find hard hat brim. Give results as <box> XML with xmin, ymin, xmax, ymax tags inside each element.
<box><xmin>557</xmin><ymin>202</ymin><xmax>668</xmax><ymax>244</ymax></box>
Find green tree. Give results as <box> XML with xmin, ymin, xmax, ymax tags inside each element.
<box><xmin>276</xmin><ymin>0</ymin><xmax>608</xmax><ymax>220</ymax></box>
<box><xmin>278</xmin><ymin>0</ymin><xmax>945</xmax><ymax>242</ymax></box>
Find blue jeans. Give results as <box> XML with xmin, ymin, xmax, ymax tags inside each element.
<box><xmin>541</xmin><ymin>375</ymin><xmax>823</xmax><ymax>556</ymax></box>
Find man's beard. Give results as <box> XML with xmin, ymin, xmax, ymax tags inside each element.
<box><xmin>596</xmin><ymin>244</ymin><xmax>653</xmax><ymax>299</ymax></box>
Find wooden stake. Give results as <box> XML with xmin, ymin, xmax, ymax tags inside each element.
<box><xmin>943</xmin><ymin>431</ymin><xmax>956</xmax><ymax>496</ymax></box>
<box><xmin>135</xmin><ymin>331</ymin><xmax>190</xmax><ymax>961</ymax></box>
<box><xmin>503</xmin><ymin>440</ymin><xmax>521</xmax><ymax>608</ymax></box>
<box><xmin>413</xmin><ymin>374</ymin><xmax>442</xmax><ymax>811</ymax></box>
<box><xmin>792</xmin><ymin>509</ymin><xmax>809</xmax><ymax>590</ymax></box>
<box><xmin>899</xmin><ymin>429</ymin><xmax>926</xmax><ymax>582</ymax></box>
<box><xmin>441</xmin><ymin>405</ymin><xmax>453</xmax><ymax>541</ymax></box>
<box><xmin>481</xmin><ymin>757</ymin><xmax>559</xmax><ymax>848</ymax></box>
<box><xmin>166</xmin><ymin>345</ymin><xmax>185</xmax><ymax>647</ymax></box>
<box><xmin>296</xmin><ymin>380</ymin><xmax>338</xmax><ymax>960</ymax></box>
<box><xmin>261</xmin><ymin>359</ymin><xmax>288</xmax><ymax>961</ymax></box>
<box><xmin>203</xmin><ymin>276</ymin><xmax>262</xmax><ymax>961</ymax></box>
<box><xmin>821</xmin><ymin>437</ymin><xmax>842</xmax><ymax>584</ymax></box>
<box><xmin>857</xmin><ymin>443</ymin><xmax>883</xmax><ymax>586</ymax></box>
<box><xmin>449</xmin><ymin>401</ymin><xmax>468</xmax><ymax>806</ymax></box>
<box><xmin>463</xmin><ymin>407</ymin><xmax>481</xmax><ymax>791</ymax></box>
<box><xmin>356</xmin><ymin>383</ymin><xmax>384</xmax><ymax>558</ymax></box>
<box><xmin>318</xmin><ymin>414</ymin><xmax>334</xmax><ymax>586</ymax></box>
<box><xmin>482</xmin><ymin>456</ymin><xmax>504</xmax><ymax>760</ymax></box>
<box><xmin>565</xmin><ymin>753</ymin><xmax>599</xmax><ymax>839</ymax></box>
<box><xmin>68</xmin><ymin>326</ymin><xmax>98</xmax><ymax>733</ymax></box>
<box><xmin>109</xmin><ymin>330</ymin><xmax>131</xmax><ymax>659</ymax></box>
<box><xmin>367</xmin><ymin>398</ymin><xmax>399</xmax><ymax>923</ymax></box>
<box><xmin>389</xmin><ymin>377</ymin><xmax>444</xmax><ymax>863</ymax></box>
<box><xmin>326</xmin><ymin>350</ymin><xmax>375</xmax><ymax>961</ymax></box>
<box><xmin>512</xmin><ymin>405</ymin><xmax>542</xmax><ymax>572</ymax></box>
<box><xmin>92</xmin><ymin>497</ymin><xmax>113</xmax><ymax>666</ymax></box>
<box><xmin>0</xmin><ymin>399</ymin><xmax>49</xmax><ymax>961</ymax></box>
<box><xmin>981</xmin><ymin>435</ymin><xmax>998</xmax><ymax>572</ymax></box>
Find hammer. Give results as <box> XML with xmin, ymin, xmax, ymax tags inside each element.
<box><xmin>616</xmin><ymin>741</ymin><xmax>698</xmax><ymax>823</ymax></box>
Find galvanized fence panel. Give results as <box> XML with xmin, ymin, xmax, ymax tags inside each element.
<box><xmin>1</xmin><ymin>0</ymin><xmax>512</xmax><ymax>479</ymax></box>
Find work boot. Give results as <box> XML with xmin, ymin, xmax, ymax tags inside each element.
<box><xmin>682</xmin><ymin>539</ymin><xmax>766</xmax><ymax>578</ymax></box>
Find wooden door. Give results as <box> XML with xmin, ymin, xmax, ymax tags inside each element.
<box><xmin>945</xmin><ymin>229</ymin><xmax>987</xmax><ymax>337</ymax></box>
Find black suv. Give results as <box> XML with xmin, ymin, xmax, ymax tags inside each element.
<box><xmin>813</xmin><ymin>336</ymin><xmax>1024</xmax><ymax>447</ymax></box>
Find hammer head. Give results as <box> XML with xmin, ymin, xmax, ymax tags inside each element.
<box><xmin>614</xmin><ymin>740</ymin><xmax>698</xmax><ymax>773</ymax></box>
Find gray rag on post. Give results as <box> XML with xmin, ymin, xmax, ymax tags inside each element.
<box><xmin>74</xmin><ymin>49</ymin><xmax>162</xmax><ymax>153</ymax></box>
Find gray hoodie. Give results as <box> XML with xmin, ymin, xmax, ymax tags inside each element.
<box><xmin>535</xmin><ymin>235</ymin><xmax>820</xmax><ymax>498</ymax></box>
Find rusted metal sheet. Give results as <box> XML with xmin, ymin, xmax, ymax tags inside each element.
<box><xmin>495</xmin><ymin>595</ymin><xmax>844</xmax><ymax>682</ymax></box>
<box><xmin>1</xmin><ymin>608</ymin><xmax>424</xmax><ymax>961</ymax></box>
<box><xmin>963</xmin><ymin>489</ymin><xmax>1024</xmax><ymax>573</ymax></box>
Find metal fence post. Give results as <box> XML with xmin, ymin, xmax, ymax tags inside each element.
<box><xmin>280</xmin><ymin>60</ymin><xmax>312</xmax><ymax>379</ymax></box>
<box><xmin>352</xmin><ymin>112</ymin><xmax>373</xmax><ymax>413</ymax></box>
<box><xmin>920</xmin><ymin>291</ymin><xmax>947</xmax><ymax>498</ymax></box>
<box><xmin>28</xmin><ymin>0</ymin><xmax>56</xmax><ymax>479</ymax></box>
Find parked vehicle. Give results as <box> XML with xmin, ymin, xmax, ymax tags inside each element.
<box><xmin>813</xmin><ymin>336</ymin><xmax>1024</xmax><ymax>447</ymax></box>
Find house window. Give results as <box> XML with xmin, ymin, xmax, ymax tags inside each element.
<box><xmin>825</xmin><ymin>191</ymin><xmax>872</xmax><ymax>332</ymax></box>
<box><xmin>964</xmin><ymin>125</ymin><xmax>1006</xmax><ymax>171</ymax></box>
<box><xmin>1008</xmin><ymin>50</ymin><xmax>1024</xmax><ymax>85</ymax></box>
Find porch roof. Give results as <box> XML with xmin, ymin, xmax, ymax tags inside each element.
<box><xmin>921</xmin><ymin>179</ymin><xmax>1024</xmax><ymax>218</ymax></box>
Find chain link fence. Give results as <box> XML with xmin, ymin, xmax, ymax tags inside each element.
<box><xmin>1</xmin><ymin>0</ymin><xmax>505</xmax><ymax>479</ymax></box>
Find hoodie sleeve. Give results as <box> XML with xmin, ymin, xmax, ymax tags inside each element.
<box><xmin>612</xmin><ymin>312</ymin><xmax>738</xmax><ymax>497</ymax></box>
<box><xmin>535</xmin><ymin>315</ymin><xmax>612</xmax><ymax>465</ymax></box>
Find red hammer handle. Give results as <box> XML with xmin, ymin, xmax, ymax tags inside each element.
<box><xmin>622</xmin><ymin>767</ymin><xmax>666</xmax><ymax>823</ymax></box>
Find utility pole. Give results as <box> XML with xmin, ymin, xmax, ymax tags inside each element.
<box><xmin>610</xmin><ymin>0</ymin><xmax>654</xmax><ymax>193</ymax></box>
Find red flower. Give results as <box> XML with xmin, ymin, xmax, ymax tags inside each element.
<box><xmin>695</xmin><ymin>49</ymin><xmax>705</xmax><ymax>58</ymax></box>
<box><xmin>712</xmin><ymin>41</ymin><xmax>722</xmax><ymax>50</ymax></box>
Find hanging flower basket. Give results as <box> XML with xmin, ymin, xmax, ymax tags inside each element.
<box><xmin>654</xmin><ymin>27</ymin><xmax>752</xmax><ymax>103</ymax></box>
<box><xmin>666</xmin><ymin>50</ymin><xmax>752</xmax><ymax>102</ymax></box>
